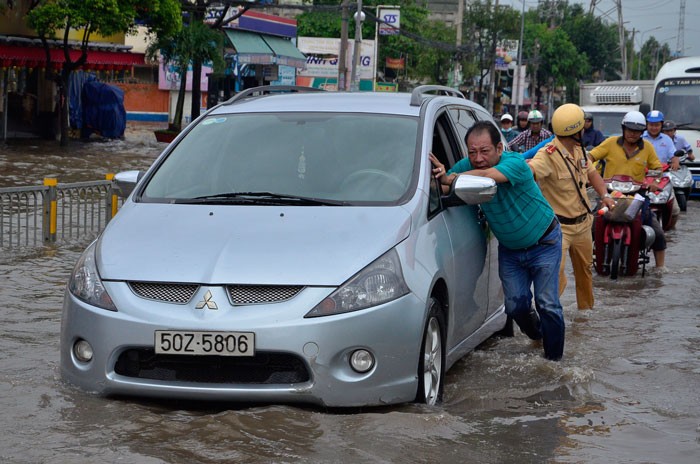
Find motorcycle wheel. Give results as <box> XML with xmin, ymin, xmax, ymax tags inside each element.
<box><xmin>610</xmin><ymin>239</ymin><xmax>622</xmax><ymax>280</ymax></box>
<box><xmin>677</xmin><ymin>191</ymin><xmax>687</xmax><ymax>212</ymax></box>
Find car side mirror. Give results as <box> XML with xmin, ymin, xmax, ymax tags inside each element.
<box><xmin>113</xmin><ymin>170</ymin><xmax>144</xmax><ymax>198</ymax></box>
<box><xmin>444</xmin><ymin>174</ymin><xmax>497</xmax><ymax>206</ymax></box>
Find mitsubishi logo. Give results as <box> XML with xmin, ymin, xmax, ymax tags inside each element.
<box><xmin>195</xmin><ymin>290</ymin><xmax>218</xmax><ymax>310</ymax></box>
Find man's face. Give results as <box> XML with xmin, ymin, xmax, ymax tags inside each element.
<box><xmin>584</xmin><ymin>119</ymin><xmax>593</xmax><ymax>129</ymax></box>
<box><xmin>501</xmin><ymin>119</ymin><xmax>513</xmax><ymax>129</ymax></box>
<box><xmin>529</xmin><ymin>121</ymin><xmax>542</xmax><ymax>133</ymax></box>
<box><xmin>467</xmin><ymin>130</ymin><xmax>502</xmax><ymax>169</ymax></box>
<box><xmin>647</xmin><ymin>121</ymin><xmax>663</xmax><ymax>136</ymax></box>
<box><xmin>623</xmin><ymin>127</ymin><xmax>643</xmax><ymax>144</ymax></box>
<box><xmin>663</xmin><ymin>128</ymin><xmax>676</xmax><ymax>139</ymax></box>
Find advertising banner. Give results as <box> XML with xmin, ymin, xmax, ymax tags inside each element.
<box><xmin>297</xmin><ymin>37</ymin><xmax>375</xmax><ymax>80</ymax></box>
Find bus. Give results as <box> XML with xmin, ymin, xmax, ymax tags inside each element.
<box><xmin>652</xmin><ymin>56</ymin><xmax>700</xmax><ymax>195</ymax></box>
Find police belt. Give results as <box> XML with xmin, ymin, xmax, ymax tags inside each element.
<box><xmin>556</xmin><ymin>213</ymin><xmax>589</xmax><ymax>225</ymax></box>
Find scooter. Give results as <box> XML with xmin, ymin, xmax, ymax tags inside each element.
<box><xmin>593</xmin><ymin>175</ymin><xmax>656</xmax><ymax>280</ymax></box>
<box><xmin>646</xmin><ymin>168</ymin><xmax>675</xmax><ymax>231</ymax></box>
<box><xmin>669</xmin><ymin>150</ymin><xmax>693</xmax><ymax>212</ymax></box>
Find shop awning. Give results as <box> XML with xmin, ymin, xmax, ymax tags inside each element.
<box><xmin>225</xmin><ymin>29</ymin><xmax>306</xmax><ymax>69</ymax></box>
<box><xmin>261</xmin><ymin>34</ymin><xmax>307</xmax><ymax>69</ymax></box>
<box><xmin>0</xmin><ymin>44</ymin><xmax>144</xmax><ymax>69</ymax></box>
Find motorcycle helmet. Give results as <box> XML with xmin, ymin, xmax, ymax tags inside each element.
<box><xmin>551</xmin><ymin>104</ymin><xmax>585</xmax><ymax>137</ymax></box>
<box><xmin>517</xmin><ymin>110</ymin><xmax>529</xmax><ymax>120</ymax></box>
<box><xmin>500</xmin><ymin>113</ymin><xmax>513</xmax><ymax>122</ymax></box>
<box><xmin>621</xmin><ymin>111</ymin><xmax>647</xmax><ymax>131</ymax></box>
<box><xmin>527</xmin><ymin>109</ymin><xmax>544</xmax><ymax>123</ymax></box>
<box><xmin>646</xmin><ymin>110</ymin><xmax>665</xmax><ymax>123</ymax></box>
<box><xmin>584</xmin><ymin>112</ymin><xmax>593</xmax><ymax>121</ymax></box>
<box><xmin>662</xmin><ymin>120</ymin><xmax>677</xmax><ymax>131</ymax></box>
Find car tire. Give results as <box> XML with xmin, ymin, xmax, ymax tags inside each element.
<box><xmin>415</xmin><ymin>297</ymin><xmax>445</xmax><ymax>406</ymax></box>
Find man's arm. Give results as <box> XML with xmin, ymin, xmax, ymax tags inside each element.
<box><xmin>462</xmin><ymin>167</ymin><xmax>509</xmax><ymax>183</ymax></box>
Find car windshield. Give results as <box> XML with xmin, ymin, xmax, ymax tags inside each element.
<box><xmin>654</xmin><ymin>79</ymin><xmax>700</xmax><ymax>130</ymax></box>
<box><xmin>142</xmin><ymin>112</ymin><xmax>419</xmax><ymax>205</ymax></box>
<box><xmin>589</xmin><ymin>112</ymin><xmax>626</xmax><ymax>138</ymax></box>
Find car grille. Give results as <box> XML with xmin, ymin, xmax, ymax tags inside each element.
<box><xmin>114</xmin><ymin>349</ymin><xmax>310</xmax><ymax>384</ymax></box>
<box><xmin>227</xmin><ymin>285</ymin><xmax>303</xmax><ymax>305</ymax></box>
<box><xmin>128</xmin><ymin>282</ymin><xmax>199</xmax><ymax>304</ymax></box>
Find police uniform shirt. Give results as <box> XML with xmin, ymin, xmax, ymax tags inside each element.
<box><xmin>529</xmin><ymin>138</ymin><xmax>595</xmax><ymax>220</ymax></box>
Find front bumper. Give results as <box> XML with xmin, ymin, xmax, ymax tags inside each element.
<box><xmin>60</xmin><ymin>283</ymin><xmax>427</xmax><ymax>407</ymax></box>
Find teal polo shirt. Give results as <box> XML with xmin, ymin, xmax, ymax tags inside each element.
<box><xmin>448</xmin><ymin>151</ymin><xmax>554</xmax><ymax>249</ymax></box>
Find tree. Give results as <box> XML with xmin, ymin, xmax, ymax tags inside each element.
<box><xmin>26</xmin><ymin>0</ymin><xmax>181</xmax><ymax>146</ymax></box>
<box><xmin>297</xmin><ymin>0</ymin><xmax>456</xmax><ymax>85</ymax></box>
<box><xmin>147</xmin><ymin>17</ymin><xmax>224</xmax><ymax>132</ymax></box>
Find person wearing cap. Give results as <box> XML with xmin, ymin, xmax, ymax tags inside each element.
<box><xmin>582</xmin><ymin>112</ymin><xmax>605</xmax><ymax>149</ymax></box>
<box><xmin>509</xmin><ymin>109</ymin><xmax>553</xmax><ymax>153</ymax></box>
<box><xmin>662</xmin><ymin>120</ymin><xmax>695</xmax><ymax>161</ymax></box>
<box><xmin>528</xmin><ymin>104</ymin><xmax>614</xmax><ymax>310</ymax></box>
<box><xmin>589</xmin><ymin>111</ymin><xmax>668</xmax><ymax>270</ymax></box>
<box><xmin>499</xmin><ymin>113</ymin><xmax>518</xmax><ymax>143</ymax></box>
<box><xmin>643</xmin><ymin>110</ymin><xmax>681</xmax><ymax>229</ymax></box>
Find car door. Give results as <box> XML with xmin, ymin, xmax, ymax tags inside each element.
<box><xmin>430</xmin><ymin>108</ymin><xmax>490</xmax><ymax>348</ymax></box>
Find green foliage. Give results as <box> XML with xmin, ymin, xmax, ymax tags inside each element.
<box><xmin>27</xmin><ymin>0</ymin><xmax>181</xmax><ymax>42</ymax></box>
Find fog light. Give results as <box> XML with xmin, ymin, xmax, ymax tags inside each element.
<box><xmin>350</xmin><ymin>349</ymin><xmax>375</xmax><ymax>373</ymax></box>
<box><xmin>73</xmin><ymin>339</ymin><xmax>93</xmax><ymax>363</ymax></box>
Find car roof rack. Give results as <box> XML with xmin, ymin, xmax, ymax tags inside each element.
<box><xmin>410</xmin><ymin>85</ymin><xmax>465</xmax><ymax>106</ymax></box>
<box><xmin>224</xmin><ymin>85</ymin><xmax>326</xmax><ymax>105</ymax></box>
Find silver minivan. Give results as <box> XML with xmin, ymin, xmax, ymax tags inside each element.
<box><xmin>61</xmin><ymin>85</ymin><xmax>507</xmax><ymax>407</ymax></box>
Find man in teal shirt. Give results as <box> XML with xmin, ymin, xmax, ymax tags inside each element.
<box><xmin>430</xmin><ymin>121</ymin><xmax>565</xmax><ymax>361</ymax></box>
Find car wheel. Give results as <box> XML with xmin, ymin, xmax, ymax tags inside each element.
<box><xmin>415</xmin><ymin>297</ymin><xmax>445</xmax><ymax>405</ymax></box>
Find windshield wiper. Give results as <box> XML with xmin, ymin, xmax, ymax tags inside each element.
<box><xmin>174</xmin><ymin>192</ymin><xmax>348</xmax><ymax>206</ymax></box>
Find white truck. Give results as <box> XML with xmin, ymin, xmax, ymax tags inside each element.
<box><xmin>579</xmin><ymin>80</ymin><xmax>654</xmax><ymax>138</ymax></box>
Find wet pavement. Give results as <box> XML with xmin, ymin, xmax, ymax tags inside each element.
<box><xmin>1</xmin><ymin>127</ymin><xmax>699</xmax><ymax>463</ymax></box>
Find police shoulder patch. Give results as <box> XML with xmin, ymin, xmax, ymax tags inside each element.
<box><xmin>545</xmin><ymin>144</ymin><xmax>556</xmax><ymax>154</ymax></box>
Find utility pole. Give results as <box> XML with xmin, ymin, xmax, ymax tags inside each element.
<box><xmin>452</xmin><ymin>0</ymin><xmax>464</xmax><ymax>89</ymax></box>
<box><xmin>487</xmin><ymin>0</ymin><xmax>499</xmax><ymax>115</ymax></box>
<box><xmin>616</xmin><ymin>0</ymin><xmax>627</xmax><ymax>79</ymax></box>
<box><xmin>676</xmin><ymin>0</ymin><xmax>686</xmax><ymax>56</ymax></box>
<box><xmin>338</xmin><ymin>0</ymin><xmax>350</xmax><ymax>91</ymax></box>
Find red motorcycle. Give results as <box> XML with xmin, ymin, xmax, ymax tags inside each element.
<box><xmin>594</xmin><ymin>175</ymin><xmax>657</xmax><ymax>279</ymax></box>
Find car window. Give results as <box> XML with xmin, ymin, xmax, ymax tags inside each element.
<box><xmin>142</xmin><ymin>113</ymin><xmax>419</xmax><ymax>204</ymax></box>
<box><xmin>448</xmin><ymin>106</ymin><xmax>478</xmax><ymax>158</ymax></box>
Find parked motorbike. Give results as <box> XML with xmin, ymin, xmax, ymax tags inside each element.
<box><xmin>669</xmin><ymin>150</ymin><xmax>693</xmax><ymax>212</ymax></box>
<box><xmin>646</xmin><ymin>168</ymin><xmax>675</xmax><ymax>231</ymax></box>
<box><xmin>594</xmin><ymin>175</ymin><xmax>656</xmax><ymax>279</ymax></box>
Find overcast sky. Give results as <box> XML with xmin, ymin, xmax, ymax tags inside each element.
<box><xmin>497</xmin><ymin>0</ymin><xmax>699</xmax><ymax>58</ymax></box>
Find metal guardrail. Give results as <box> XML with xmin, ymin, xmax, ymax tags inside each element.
<box><xmin>0</xmin><ymin>175</ymin><xmax>121</xmax><ymax>248</ymax></box>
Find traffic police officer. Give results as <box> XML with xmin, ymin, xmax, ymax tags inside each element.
<box><xmin>528</xmin><ymin>104</ymin><xmax>615</xmax><ymax>310</ymax></box>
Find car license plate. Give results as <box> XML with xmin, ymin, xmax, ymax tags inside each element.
<box><xmin>155</xmin><ymin>330</ymin><xmax>255</xmax><ymax>356</ymax></box>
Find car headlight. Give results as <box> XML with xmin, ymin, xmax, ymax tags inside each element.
<box><xmin>68</xmin><ymin>240</ymin><xmax>117</xmax><ymax>311</ymax></box>
<box><xmin>306</xmin><ymin>249</ymin><xmax>410</xmax><ymax>317</ymax></box>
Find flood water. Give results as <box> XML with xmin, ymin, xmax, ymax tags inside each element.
<box><xmin>1</xmin><ymin>126</ymin><xmax>699</xmax><ymax>463</ymax></box>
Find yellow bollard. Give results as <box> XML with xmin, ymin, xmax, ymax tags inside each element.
<box><xmin>43</xmin><ymin>177</ymin><xmax>58</xmax><ymax>243</ymax></box>
<box><xmin>105</xmin><ymin>173</ymin><xmax>118</xmax><ymax>218</ymax></box>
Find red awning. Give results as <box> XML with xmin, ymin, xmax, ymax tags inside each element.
<box><xmin>0</xmin><ymin>44</ymin><xmax>144</xmax><ymax>68</ymax></box>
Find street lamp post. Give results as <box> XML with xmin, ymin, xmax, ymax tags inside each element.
<box><xmin>350</xmin><ymin>1</ymin><xmax>365</xmax><ymax>91</ymax></box>
<box><xmin>514</xmin><ymin>0</ymin><xmax>525</xmax><ymax>115</ymax></box>
<box><xmin>637</xmin><ymin>26</ymin><xmax>662</xmax><ymax>80</ymax></box>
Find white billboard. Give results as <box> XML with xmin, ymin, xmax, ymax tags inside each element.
<box><xmin>297</xmin><ymin>37</ymin><xmax>375</xmax><ymax>80</ymax></box>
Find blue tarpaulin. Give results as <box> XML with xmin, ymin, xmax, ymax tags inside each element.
<box><xmin>80</xmin><ymin>77</ymin><xmax>126</xmax><ymax>139</ymax></box>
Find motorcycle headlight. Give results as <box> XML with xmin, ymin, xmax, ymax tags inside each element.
<box><xmin>68</xmin><ymin>240</ymin><xmax>117</xmax><ymax>311</ymax></box>
<box><xmin>609</xmin><ymin>180</ymin><xmax>639</xmax><ymax>194</ymax></box>
<box><xmin>306</xmin><ymin>249</ymin><xmax>410</xmax><ymax>317</ymax></box>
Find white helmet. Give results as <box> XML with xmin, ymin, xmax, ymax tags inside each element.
<box><xmin>527</xmin><ymin>109</ymin><xmax>544</xmax><ymax>122</ymax></box>
<box><xmin>621</xmin><ymin>111</ymin><xmax>646</xmax><ymax>131</ymax></box>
